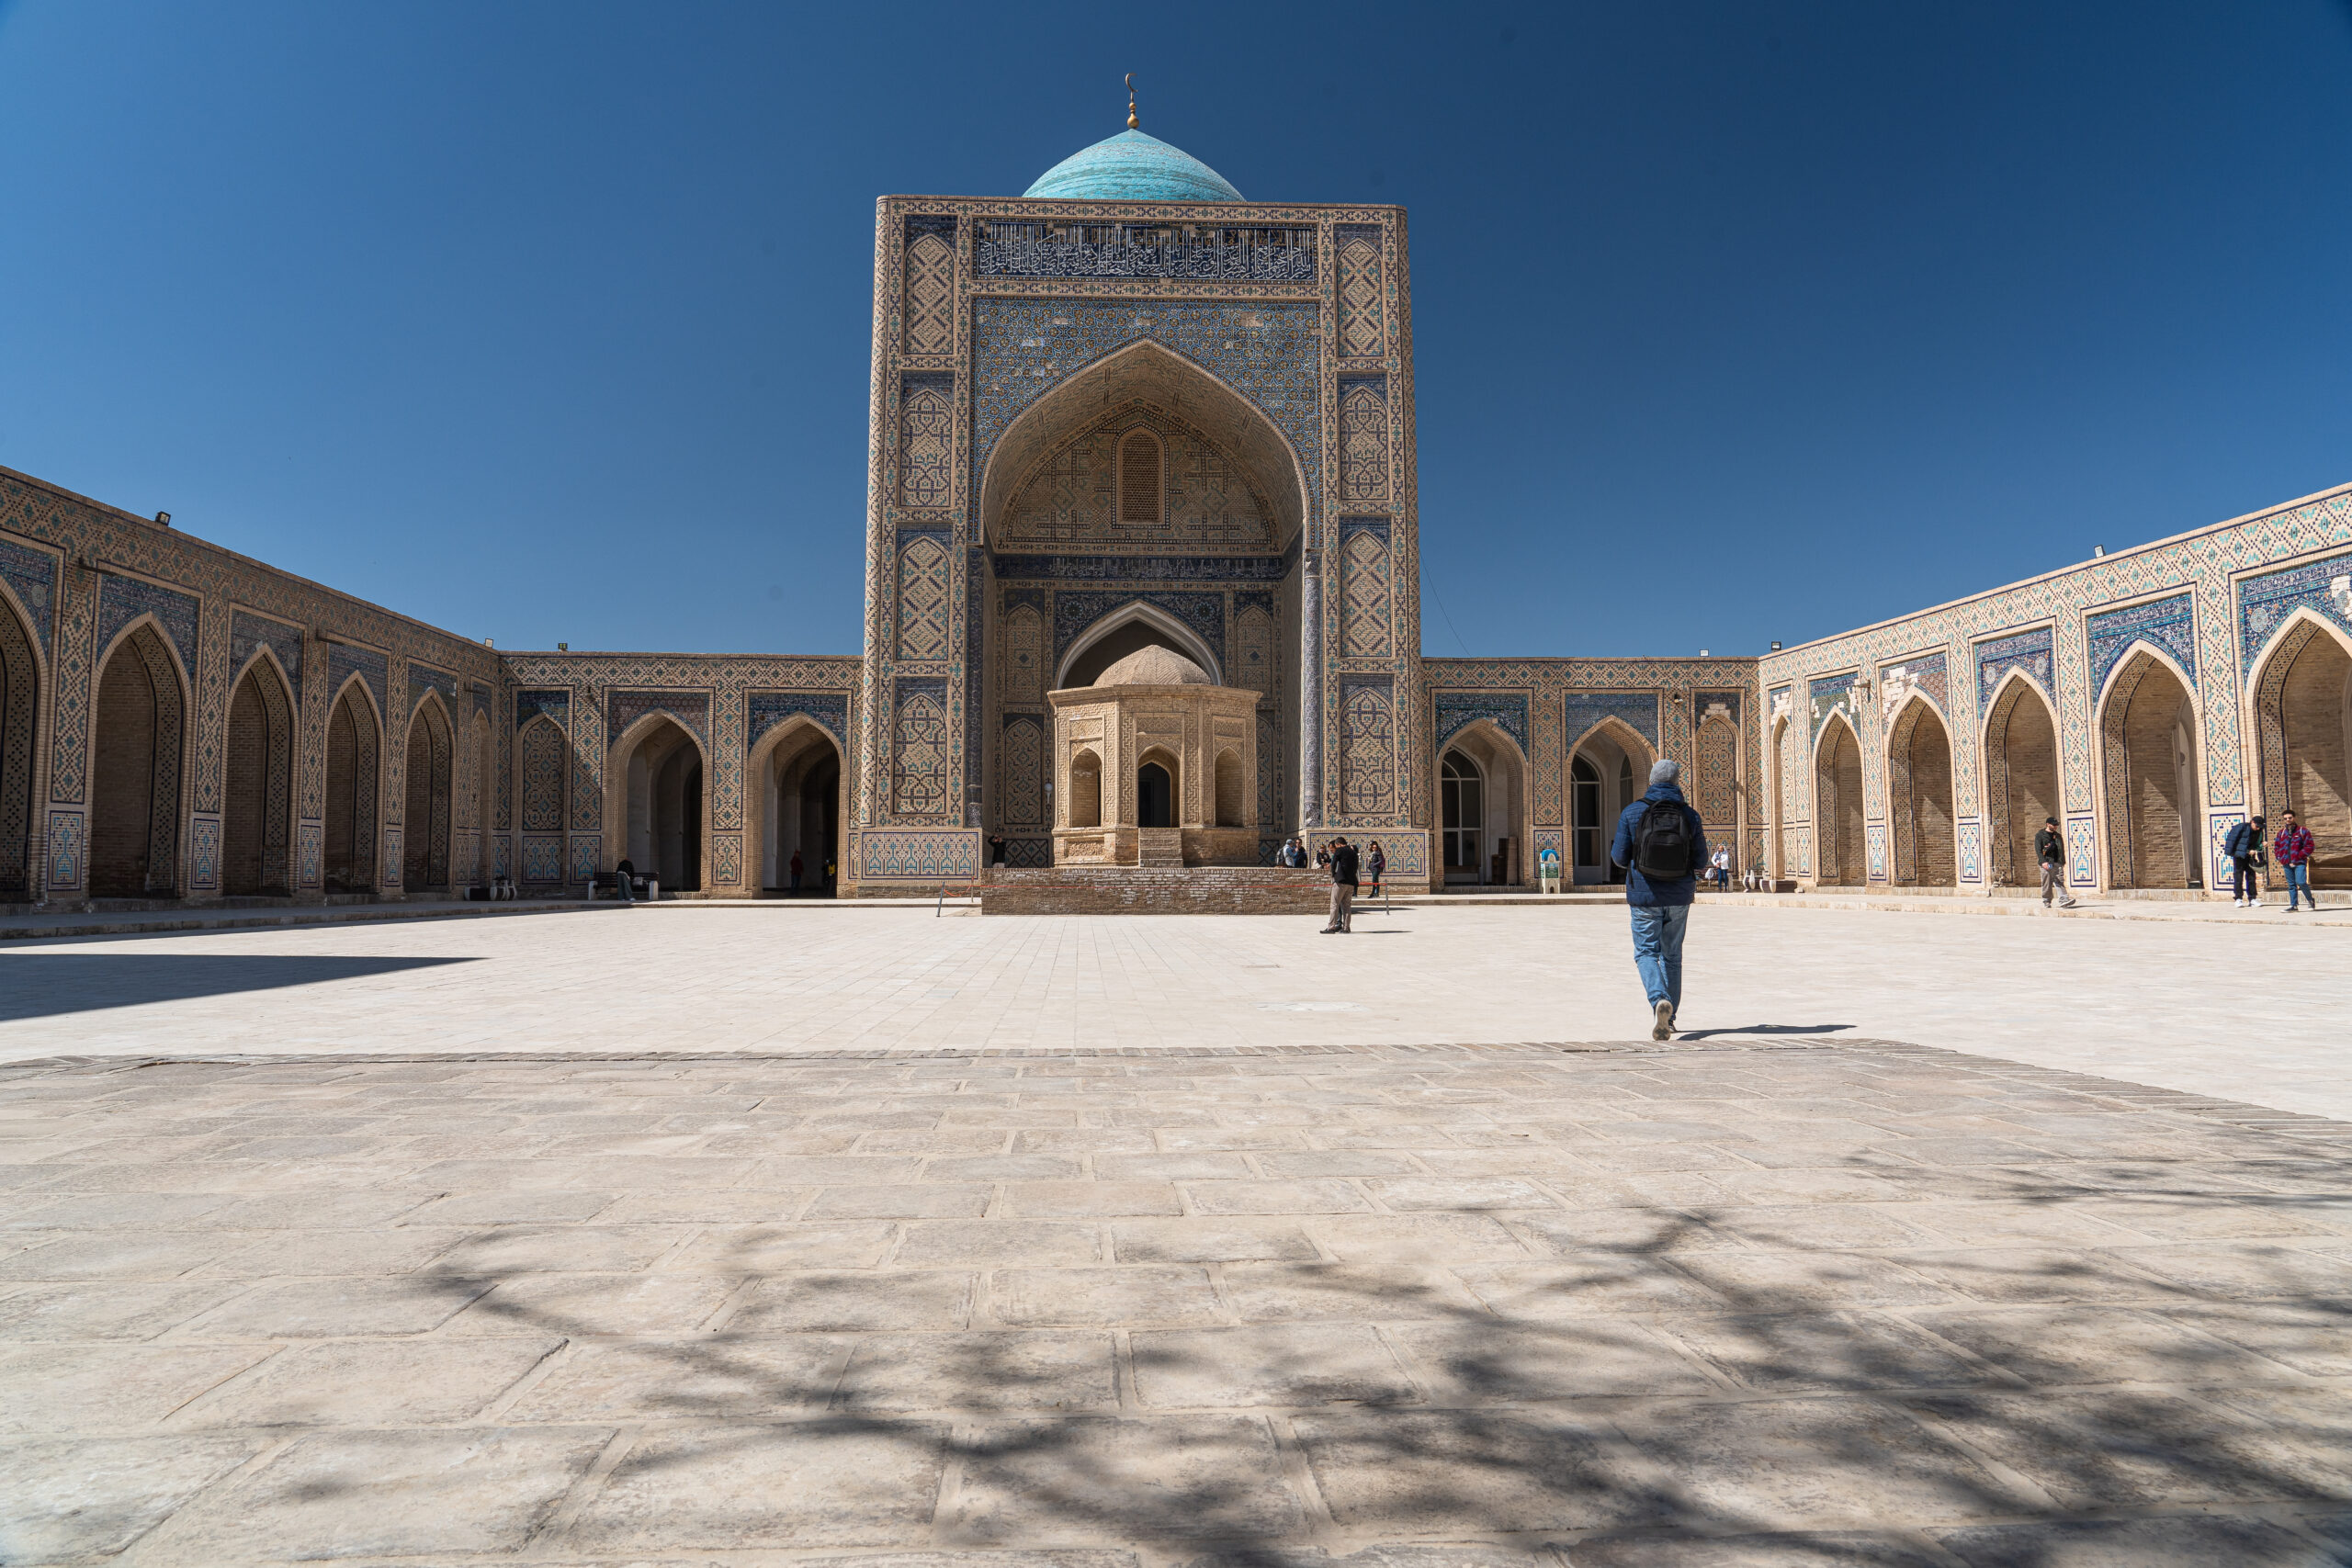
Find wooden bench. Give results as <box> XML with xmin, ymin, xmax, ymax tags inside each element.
<box><xmin>586</xmin><ymin>872</ymin><xmax>658</xmax><ymax>902</ymax></box>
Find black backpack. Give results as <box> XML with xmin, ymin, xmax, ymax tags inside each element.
<box><xmin>1632</xmin><ymin>801</ymin><xmax>1695</xmax><ymax>880</ymax></box>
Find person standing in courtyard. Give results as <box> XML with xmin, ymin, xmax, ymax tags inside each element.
<box><xmin>2035</xmin><ymin>817</ymin><xmax>2077</xmax><ymax>908</ymax></box>
<box><xmin>1322</xmin><ymin>836</ymin><xmax>1359</xmax><ymax>933</ymax></box>
<box><xmin>1709</xmin><ymin>843</ymin><xmax>1732</xmax><ymax>891</ymax></box>
<box><xmin>1611</xmin><ymin>759</ymin><xmax>1706</xmax><ymax>1041</ymax></box>
<box><xmin>1366</xmin><ymin>840</ymin><xmax>1385</xmax><ymax>898</ymax></box>
<box><xmin>2224</xmin><ymin>815</ymin><xmax>2267</xmax><ymax>907</ymax></box>
<box><xmin>2274</xmin><ymin>809</ymin><xmax>2315</xmax><ymax>912</ymax></box>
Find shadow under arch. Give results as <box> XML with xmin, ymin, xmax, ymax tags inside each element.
<box><xmin>2097</xmin><ymin>641</ymin><xmax>2203</xmax><ymax>889</ymax></box>
<box><xmin>1056</xmin><ymin>600</ymin><xmax>1226</xmax><ymax>690</ymax></box>
<box><xmin>1884</xmin><ymin>691</ymin><xmax>1957</xmax><ymax>888</ymax></box>
<box><xmin>745</xmin><ymin>713</ymin><xmax>846</xmax><ymax>896</ymax></box>
<box><xmin>89</xmin><ymin>614</ymin><xmax>192</xmax><ymax>898</ymax></box>
<box><xmin>2246</xmin><ymin>606</ymin><xmax>2352</xmax><ymax>887</ymax></box>
<box><xmin>1813</xmin><ymin>709</ymin><xmax>1867</xmax><ymax>886</ymax></box>
<box><xmin>1983</xmin><ymin>667</ymin><xmax>2064</xmax><ymax>891</ymax></box>
<box><xmin>605</xmin><ymin>710</ymin><xmax>707</xmax><ymax>894</ymax></box>
<box><xmin>978</xmin><ymin>338</ymin><xmax>1310</xmax><ymax>554</ymax></box>
<box><xmin>222</xmin><ymin>645</ymin><xmax>299</xmax><ymax>897</ymax></box>
<box><xmin>0</xmin><ymin>575</ymin><xmax>45</xmax><ymax>897</ymax></box>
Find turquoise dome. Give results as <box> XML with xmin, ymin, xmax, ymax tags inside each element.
<box><xmin>1023</xmin><ymin>129</ymin><xmax>1244</xmax><ymax>203</ymax></box>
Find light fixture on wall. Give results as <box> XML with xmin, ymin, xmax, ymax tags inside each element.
<box><xmin>153</xmin><ymin>512</ymin><xmax>171</xmax><ymax>526</ymax></box>
<box><xmin>2092</xmin><ymin>546</ymin><xmax>2106</xmax><ymax>558</ymax></box>
<box><xmin>1770</xmin><ymin>641</ymin><xmax>1782</xmax><ymax>651</ymax></box>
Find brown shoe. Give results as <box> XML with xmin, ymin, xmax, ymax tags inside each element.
<box><xmin>1652</xmin><ymin>1000</ymin><xmax>1675</xmax><ymax>1042</ymax></box>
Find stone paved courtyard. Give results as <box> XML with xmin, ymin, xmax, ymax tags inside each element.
<box><xmin>5</xmin><ymin>908</ymin><xmax>2351</xmax><ymax>1565</ymax></box>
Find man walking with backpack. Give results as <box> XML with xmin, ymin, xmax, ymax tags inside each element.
<box><xmin>1611</xmin><ymin>760</ymin><xmax>1707</xmax><ymax>1041</ymax></box>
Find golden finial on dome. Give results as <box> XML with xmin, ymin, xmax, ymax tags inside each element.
<box><xmin>1125</xmin><ymin>73</ymin><xmax>1139</xmax><ymax>130</ymax></box>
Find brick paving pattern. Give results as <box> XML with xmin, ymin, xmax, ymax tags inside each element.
<box><xmin>5</xmin><ymin>1039</ymin><xmax>2350</xmax><ymax>1565</ymax></box>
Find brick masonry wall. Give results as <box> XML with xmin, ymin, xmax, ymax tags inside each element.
<box><xmin>1908</xmin><ymin>718</ymin><xmax>1957</xmax><ymax>886</ymax></box>
<box><xmin>1997</xmin><ymin>698</ymin><xmax>2059</xmax><ymax>886</ymax></box>
<box><xmin>223</xmin><ymin>676</ymin><xmax>267</xmax><ymax>894</ymax></box>
<box><xmin>88</xmin><ymin>647</ymin><xmax>156</xmax><ymax>897</ymax></box>
<box><xmin>2123</xmin><ymin>677</ymin><xmax>2190</xmax><ymax>886</ymax></box>
<box><xmin>2282</xmin><ymin>636</ymin><xmax>2350</xmax><ymax>879</ymax></box>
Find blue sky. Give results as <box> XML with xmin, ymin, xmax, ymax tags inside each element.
<box><xmin>2</xmin><ymin>1</ymin><xmax>2346</xmax><ymax>658</ymax></box>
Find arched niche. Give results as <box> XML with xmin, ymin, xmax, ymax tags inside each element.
<box><xmin>222</xmin><ymin>650</ymin><xmax>297</xmax><ymax>897</ymax></box>
<box><xmin>1057</xmin><ymin>600</ymin><xmax>1226</xmax><ymax>691</ymax></box>
<box><xmin>748</xmin><ymin>715</ymin><xmax>846</xmax><ymax>896</ymax></box>
<box><xmin>323</xmin><ymin>676</ymin><xmax>383</xmax><ymax>894</ymax></box>
<box><xmin>979</xmin><ymin>339</ymin><xmax>1309</xmax><ymax>555</ymax></box>
<box><xmin>1983</xmin><ymin>671</ymin><xmax>2062</xmax><ymax>890</ymax></box>
<box><xmin>606</xmin><ymin>713</ymin><xmax>706</xmax><ymax>894</ymax></box>
<box><xmin>2249</xmin><ymin>611</ymin><xmax>2352</xmax><ymax>886</ymax></box>
<box><xmin>1885</xmin><ymin>694</ymin><xmax>1956</xmax><ymax>888</ymax></box>
<box><xmin>1438</xmin><ymin>720</ymin><xmax>1531</xmax><ymax>886</ymax></box>
<box><xmin>89</xmin><ymin>618</ymin><xmax>188</xmax><ymax>898</ymax></box>
<box><xmin>403</xmin><ymin>692</ymin><xmax>455</xmax><ymax>894</ymax></box>
<box><xmin>1814</xmin><ymin>713</ymin><xmax>1866</xmax><ymax>887</ymax></box>
<box><xmin>1568</xmin><ymin>719</ymin><xmax>1653</xmax><ymax>886</ymax></box>
<box><xmin>2098</xmin><ymin>646</ymin><xmax>2202</xmax><ymax>889</ymax></box>
<box><xmin>0</xmin><ymin>582</ymin><xmax>46</xmax><ymax>897</ymax></box>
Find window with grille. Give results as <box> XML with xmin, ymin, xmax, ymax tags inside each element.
<box><xmin>1118</xmin><ymin>430</ymin><xmax>1161</xmax><ymax>524</ymax></box>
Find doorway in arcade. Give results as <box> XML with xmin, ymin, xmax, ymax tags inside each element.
<box><xmin>763</xmin><ymin>726</ymin><xmax>842</xmax><ymax>896</ymax></box>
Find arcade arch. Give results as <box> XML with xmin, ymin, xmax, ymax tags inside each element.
<box><xmin>403</xmin><ymin>694</ymin><xmax>454</xmax><ymax>894</ymax></box>
<box><xmin>88</xmin><ymin>621</ymin><xmax>187</xmax><ymax>898</ymax></box>
<box><xmin>222</xmin><ymin>654</ymin><xmax>295</xmax><ymax>897</ymax></box>
<box><xmin>611</xmin><ymin>715</ymin><xmax>705</xmax><ymax>894</ymax></box>
<box><xmin>2098</xmin><ymin>649</ymin><xmax>2202</xmax><ymax>889</ymax></box>
<box><xmin>1068</xmin><ymin>749</ymin><xmax>1102</xmax><ymax>829</ymax></box>
<box><xmin>0</xmin><ymin>587</ymin><xmax>42</xmax><ymax>897</ymax></box>
<box><xmin>1440</xmin><ymin>721</ymin><xmax>1530</xmax><ymax>886</ymax></box>
<box><xmin>749</xmin><ymin>717</ymin><xmax>844</xmax><ymax>896</ymax></box>
<box><xmin>1568</xmin><ymin>721</ymin><xmax>1651</xmax><ymax>886</ymax></box>
<box><xmin>1814</xmin><ymin>714</ymin><xmax>1866</xmax><ymax>886</ymax></box>
<box><xmin>1984</xmin><ymin>673</ymin><xmax>2061</xmax><ymax>889</ymax></box>
<box><xmin>323</xmin><ymin>679</ymin><xmax>381</xmax><ymax>893</ymax></box>
<box><xmin>2250</xmin><ymin>612</ymin><xmax>2352</xmax><ymax>887</ymax></box>
<box><xmin>1885</xmin><ymin>696</ymin><xmax>1956</xmax><ymax>888</ymax></box>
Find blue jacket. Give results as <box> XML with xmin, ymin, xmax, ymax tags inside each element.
<box><xmin>1611</xmin><ymin>783</ymin><xmax>1708</xmax><ymax>907</ymax></box>
<box><xmin>2222</xmin><ymin>820</ymin><xmax>2265</xmax><ymax>862</ymax></box>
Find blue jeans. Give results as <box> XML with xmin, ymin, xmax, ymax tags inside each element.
<box><xmin>1629</xmin><ymin>904</ymin><xmax>1690</xmax><ymax>1010</ymax></box>
<box><xmin>2284</xmin><ymin>863</ymin><xmax>2311</xmax><ymax>909</ymax></box>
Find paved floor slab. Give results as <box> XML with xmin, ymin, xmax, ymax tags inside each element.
<box><xmin>2</xmin><ymin>1038</ymin><xmax>2348</xmax><ymax>1563</ymax></box>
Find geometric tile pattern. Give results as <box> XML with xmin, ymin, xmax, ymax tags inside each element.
<box><xmin>1431</xmin><ymin>691</ymin><xmax>1528</xmax><ymax>754</ymax></box>
<box><xmin>2237</xmin><ymin>547</ymin><xmax>2352</xmax><ymax>674</ymax></box>
<box><xmin>2086</xmin><ymin>592</ymin><xmax>2196</xmax><ymax>699</ymax></box>
<box><xmin>0</xmin><ymin>535</ymin><xmax>58</xmax><ymax>655</ymax></box>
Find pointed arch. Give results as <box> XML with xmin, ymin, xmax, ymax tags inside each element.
<box><xmin>2098</xmin><ymin>646</ymin><xmax>2202</xmax><ymax>889</ymax></box>
<box><xmin>605</xmin><ymin>711</ymin><xmax>707</xmax><ymax>893</ymax></box>
<box><xmin>323</xmin><ymin>673</ymin><xmax>382</xmax><ymax>893</ymax></box>
<box><xmin>1813</xmin><ymin>710</ymin><xmax>1866</xmax><ymax>886</ymax></box>
<box><xmin>1884</xmin><ymin>694</ymin><xmax>1956</xmax><ymax>887</ymax></box>
<box><xmin>1056</xmin><ymin>600</ymin><xmax>1225</xmax><ymax>690</ymax></box>
<box><xmin>980</xmin><ymin>338</ymin><xmax>1310</xmax><ymax>552</ymax></box>
<box><xmin>1441</xmin><ymin>717</ymin><xmax>1531</xmax><ymax>886</ymax></box>
<box><xmin>1568</xmin><ymin>718</ymin><xmax>1654</xmax><ymax>886</ymax></box>
<box><xmin>2247</xmin><ymin>606</ymin><xmax>2352</xmax><ymax>886</ymax></box>
<box><xmin>1066</xmin><ymin>747</ymin><xmax>1102</xmax><ymax>829</ymax></box>
<box><xmin>403</xmin><ymin>690</ymin><xmax>455</xmax><ymax>893</ymax></box>
<box><xmin>0</xmin><ymin>578</ymin><xmax>43</xmax><ymax>897</ymax></box>
<box><xmin>746</xmin><ymin>713</ymin><xmax>845</xmax><ymax>896</ymax></box>
<box><xmin>222</xmin><ymin>648</ymin><xmax>297</xmax><ymax>896</ymax></box>
<box><xmin>1766</xmin><ymin>712</ymin><xmax>1791</xmax><ymax>881</ymax></box>
<box><xmin>88</xmin><ymin>617</ymin><xmax>188</xmax><ymax>898</ymax></box>
<box><xmin>1984</xmin><ymin>670</ymin><xmax>2063</xmax><ymax>890</ymax></box>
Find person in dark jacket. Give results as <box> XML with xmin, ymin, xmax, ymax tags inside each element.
<box><xmin>1366</xmin><ymin>842</ymin><xmax>1385</xmax><ymax>897</ymax></box>
<box><xmin>1610</xmin><ymin>760</ymin><xmax>1707</xmax><ymax>1040</ymax></box>
<box><xmin>2223</xmin><ymin>815</ymin><xmax>2267</xmax><ymax>907</ymax></box>
<box><xmin>2034</xmin><ymin>818</ymin><xmax>2077</xmax><ymax>909</ymax></box>
<box><xmin>1321</xmin><ymin>837</ymin><xmax>1360</xmax><ymax>933</ymax></box>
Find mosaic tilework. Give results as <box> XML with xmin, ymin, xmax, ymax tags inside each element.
<box><xmin>0</xmin><ymin>602</ymin><xmax>34</xmax><ymax>893</ymax></box>
<box><xmin>891</xmin><ymin>677</ymin><xmax>951</xmax><ymax>819</ymax></box>
<box><xmin>1865</xmin><ymin>821</ymin><xmax>1888</xmax><ymax>883</ymax></box>
<box><xmin>520</xmin><ymin>834</ymin><xmax>563</xmax><ymax>883</ymax></box>
<box><xmin>45</xmin><ymin>809</ymin><xmax>82</xmax><ymax>891</ymax></box>
<box><xmin>1431</xmin><ymin>692</ymin><xmax>1528</xmax><ymax>754</ymax></box>
<box><xmin>1052</xmin><ymin>590</ymin><xmax>1224</xmax><ymax>673</ymax></box>
<box><xmin>1807</xmin><ymin>674</ymin><xmax>1860</xmax><ymax>745</ymax></box>
<box><xmin>381</xmin><ymin>828</ymin><xmax>403</xmax><ymax>890</ymax></box>
<box><xmin>231</xmin><ymin>611</ymin><xmax>302</xmax><ymax>696</ymax></box>
<box><xmin>1339</xmin><ymin>526</ymin><xmax>1392</xmax><ymax>658</ymax></box>
<box><xmin>606</xmin><ymin>691</ymin><xmax>710</xmax><ymax>749</ymax></box>
<box><xmin>1336</xmin><ymin>231</ymin><xmax>1385</xmax><ymax>358</ymax></box>
<box><xmin>746</xmin><ymin>693</ymin><xmax>849</xmax><ymax>751</ymax></box>
<box><xmin>2087</xmin><ymin>592</ymin><xmax>2197</xmax><ymax>699</ymax></box>
<box><xmin>1566</xmin><ymin>692</ymin><xmax>1661</xmax><ymax>752</ymax></box>
<box><xmin>1335</xmin><ymin>380</ymin><xmax>1389</xmax><ymax>507</ymax></box>
<box><xmin>328</xmin><ymin>644</ymin><xmax>389</xmax><ymax>719</ymax></box>
<box><xmin>568</xmin><ymin>834</ymin><xmax>598</xmax><ymax>884</ymax></box>
<box><xmin>409</xmin><ymin>664</ymin><xmax>458</xmax><ymax>724</ymax></box>
<box><xmin>975</xmin><ymin>220</ymin><xmax>1316</xmax><ymax>281</ymax></box>
<box><xmin>1337</xmin><ymin>677</ymin><xmax>1396</xmax><ymax>819</ymax></box>
<box><xmin>297</xmin><ymin>820</ymin><xmax>322</xmax><ymax>888</ymax></box>
<box><xmin>187</xmin><ymin>813</ymin><xmax>220</xmax><ymax>892</ymax></box>
<box><xmin>902</xmin><ymin>232</ymin><xmax>956</xmax><ymax>356</ymax></box>
<box><xmin>1957</xmin><ymin>818</ymin><xmax>1982</xmax><ymax>883</ymax></box>
<box><xmin>853</xmin><ymin>826</ymin><xmax>979</xmax><ymax>882</ymax></box>
<box><xmin>2067</xmin><ymin>815</ymin><xmax>2098</xmax><ymax>886</ymax></box>
<box><xmin>895</xmin><ymin>535</ymin><xmax>952</xmax><ymax>662</ymax></box>
<box><xmin>1878</xmin><ymin>651</ymin><xmax>1947</xmax><ymax>726</ymax></box>
<box><xmin>999</xmin><ymin>715</ymin><xmax>1044</xmax><ymax>826</ymax></box>
<box><xmin>516</xmin><ymin>689</ymin><xmax>570</xmax><ymax>729</ymax></box>
<box><xmin>518</xmin><ymin>718</ymin><xmax>568</xmax><ymax>834</ymax></box>
<box><xmin>0</xmin><ymin>536</ymin><xmax>58</xmax><ymax>654</ymax></box>
<box><xmin>899</xmin><ymin>377</ymin><xmax>955</xmax><ymax>509</ymax></box>
<box><xmin>96</xmin><ymin>573</ymin><xmax>199</xmax><ymax>679</ymax></box>
<box><xmin>2237</xmin><ymin>547</ymin><xmax>2352</xmax><ymax>673</ymax></box>
<box><xmin>1975</xmin><ymin>628</ymin><xmax>2054</xmax><ymax>716</ymax></box>
<box><xmin>991</xmin><ymin>552</ymin><xmax>1291</xmax><ymax>582</ymax></box>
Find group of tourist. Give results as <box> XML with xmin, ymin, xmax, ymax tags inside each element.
<box><xmin>1278</xmin><ymin>833</ymin><xmax>1385</xmax><ymax>933</ymax></box>
<box><xmin>2222</xmin><ymin>813</ymin><xmax>2321</xmax><ymax>911</ymax></box>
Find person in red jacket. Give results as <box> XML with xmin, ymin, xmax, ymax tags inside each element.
<box><xmin>2273</xmin><ymin>809</ymin><xmax>2316</xmax><ymax>913</ymax></box>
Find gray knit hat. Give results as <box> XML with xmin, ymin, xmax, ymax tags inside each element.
<box><xmin>1649</xmin><ymin>759</ymin><xmax>1680</xmax><ymax>786</ymax></box>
